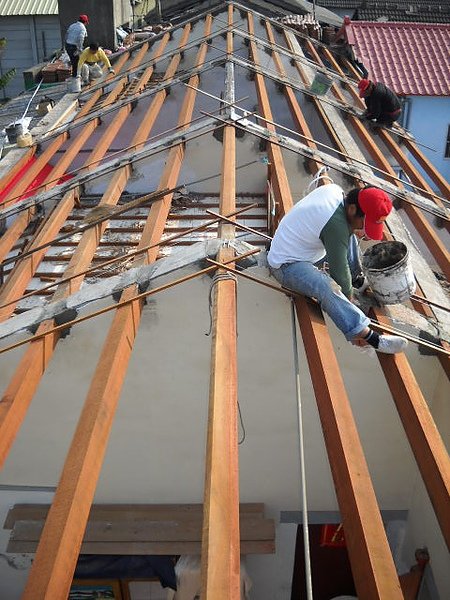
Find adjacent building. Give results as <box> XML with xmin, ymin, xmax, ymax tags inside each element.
<box><xmin>337</xmin><ymin>19</ymin><xmax>450</xmax><ymax>188</ymax></box>
<box><xmin>0</xmin><ymin>0</ymin><xmax>61</xmax><ymax>99</ymax></box>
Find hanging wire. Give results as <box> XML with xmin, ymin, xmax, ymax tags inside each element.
<box><xmin>237</xmin><ymin>400</ymin><xmax>246</xmax><ymax>445</ymax></box>
<box><xmin>205</xmin><ymin>270</ymin><xmax>238</xmax><ymax>336</ymax></box>
<box><xmin>290</xmin><ymin>298</ymin><xmax>313</xmax><ymax>600</ymax></box>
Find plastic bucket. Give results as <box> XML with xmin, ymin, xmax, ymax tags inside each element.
<box><xmin>310</xmin><ymin>72</ymin><xmax>333</xmax><ymax>95</ymax></box>
<box><xmin>5</xmin><ymin>123</ymin><xmax>23</xmax><ymax>143</ymax></box>
<box><xmin>362</xmin><ymin>241</ymin><xmax>416</xmax><ymax>304</ymax></box>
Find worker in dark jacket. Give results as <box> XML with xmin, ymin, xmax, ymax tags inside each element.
<box><xmin>358</xmin><ymin>79</ymin><xmax>402</xmax><ymax>127</ymax></box>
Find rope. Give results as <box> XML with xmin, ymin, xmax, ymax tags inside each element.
<box><xmin>290</xmin><ymin>298</ymin><xmax>313</xmax><ymax>600</ymax></box>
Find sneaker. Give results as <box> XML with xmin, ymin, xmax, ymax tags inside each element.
<box><xmin>377</xmin><ymin>334</ymin><xmax>408</xmax><ymax>354</ymax></box>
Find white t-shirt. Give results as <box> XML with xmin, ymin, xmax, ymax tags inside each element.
<box><xmin>267</xmin><ymin>184</ymin><xmax>345</xmax><ymax>268</ymax></box>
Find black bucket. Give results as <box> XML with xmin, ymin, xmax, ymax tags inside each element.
<box><xmin>6</xmin><ymin>123</ymin><xmax>24</xmax><ymax>144</ymax></box>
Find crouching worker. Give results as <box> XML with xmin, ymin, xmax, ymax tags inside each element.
<box><xmin>358</xmin><ymin>78</ymin><xmax>402</xmax><ymax>128</ymax></box>
<box><xmin>267</xmin><ymin>183</ymin><xmax>408</xmax><ymax>354</ymax></box>
<box><xmin>77</xmin><ymin>43</ymin><xmax>115</xmax><ymax>85</ymax></box>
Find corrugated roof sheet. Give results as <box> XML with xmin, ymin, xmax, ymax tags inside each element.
<box><xmin>0</xmin><ymin>0</ymin><xmax>58</xmax><ymax>16</ymax></box>
<box><xmin>347</xmin><ymin>21</ymin><xmax>450</xmax><ymax>96</ymax></box>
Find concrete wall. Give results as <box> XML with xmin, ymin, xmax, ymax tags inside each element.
<box><xmin>58</xmin><ymin>0</ymin><xmax>132</xmax><ymax>52</ymax></box>
<box><xmin>403</xmin><ymin>95</ymin><xmax>450</xmax><ymax>190</ymax></box>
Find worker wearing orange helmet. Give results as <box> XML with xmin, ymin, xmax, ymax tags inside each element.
<box><xmin>358</xmin><ymin>79</ymin><xmax>402</xmax><ymax>128</ymax></box>
<box><xmin>65</xmin><ymin>14</ymin><xmax>90</xmax><ymax>77</ymax></box>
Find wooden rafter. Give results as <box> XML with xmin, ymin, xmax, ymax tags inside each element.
<box><xmin>202</xmin><ymin>6</ymin><xmax>240</xmax><ymax>597</ymax></box>
<box><xmin>300</xmin><ymin>42</ymin><xmax>450</xmax><ymax>548</ymax></box>
<box><xmin>0</xmin><ymin>28</ymin><xmax>195</xmax><ymax>467</ymax></box>
<box><xmin>21</xmin><ymin>18</ymin><xmax>213</xmax><ymax>599</ymax></box>
<box><xmin>264</xmin><ymin>22</ymin><xmax>322</xmax><ymax>175</ymax></box>
<box><xmin>250</xmin><ymin>15</ymin><xmax>403</xmax><ymax>596</ymax></box>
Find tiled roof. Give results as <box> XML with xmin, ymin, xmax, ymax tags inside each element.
<box><xmin>0</xmin><ymin>0</ymin><xmax>58</xmax><ymax>16</ymax></box>
<box><xmin>317</xmin><ymin>0</ymin><xmax>450</xmax><ymax>23</ymax></box>
<box><xmin>347</xmin><ymin>21</ymin><xmax>450</xmax><ymax>95</ymax></box>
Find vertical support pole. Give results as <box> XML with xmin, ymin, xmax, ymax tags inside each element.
<box><xmin>202</xmin><ymin>6</ymin><xmax>241</xmax><ymax>597</ymax></box>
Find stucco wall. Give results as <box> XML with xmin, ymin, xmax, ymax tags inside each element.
<box><xmin>0</xmin><ymin>266</ymin><xmax>448</xmax><ymax>598</ymax></box>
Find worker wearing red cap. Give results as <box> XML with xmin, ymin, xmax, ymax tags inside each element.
<box><xmin>268</xmin><ymin>183</ymin><xmax>408</xmax><ymax>354</ymax></box>
<box><xmin>65</xmin><ymin>14</ymin><xmax>90</xmax><ymax>77</ymax></box>
<box><xmin>358</xmin><ymin>79</ymin><xmax>402</xmax><ymax>128</ymax></box>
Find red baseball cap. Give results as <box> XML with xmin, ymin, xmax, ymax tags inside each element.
<box><xmin>79</xmin><ymin>14</ymin><xmax>89</xmax><ymax>24</ymax></box>
<box><xmin>358</xmin><ymin>78</ymin><xmax>371</xmax><ymax>96</ymax></box>
<box><xmin>358</xmin><ymin>188</ymin><xmax>392</xmax><ymax>240</ymax></box>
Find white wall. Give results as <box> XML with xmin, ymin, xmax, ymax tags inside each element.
<box><xmin>1</xmin><ymin>265</ymin><xmax>447</xmax><ymax>598</ymax></box>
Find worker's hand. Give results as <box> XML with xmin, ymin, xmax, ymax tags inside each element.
<box><xmin>108</xmin><ymin>67</ymin><xmax>115</xmax><ymax>74</ymax></box>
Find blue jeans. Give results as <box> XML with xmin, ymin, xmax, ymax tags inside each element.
<box><xmin>270</xmin><ymin>260</ymin><xmax>370</xmax><ymax>340</ymax></box>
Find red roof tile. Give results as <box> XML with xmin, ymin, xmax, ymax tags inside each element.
<box><xmin>346</xmin><ymin>21</ymin><xmax>450</xmax><ymax>96</ymax></box>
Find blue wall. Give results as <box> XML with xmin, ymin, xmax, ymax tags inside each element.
<box><xmin>402</xmin><ymin>96</ymin><xmax>450</xmax><ymax>188</ymax></box>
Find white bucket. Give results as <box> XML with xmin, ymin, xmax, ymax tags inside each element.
<box><xmin>67</xmin><ymin>76</ymin><xmax>81</xmax><ymax>93</ymax></box>
<box><xmin>362</xmin><ymin>241</ymin><xmax>416</xmax><ymax>304</ymax></box>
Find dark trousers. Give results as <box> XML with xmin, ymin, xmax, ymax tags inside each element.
<box><xmin>65</xmin><ymin>43</ymin><xmax>79</xmax><ymax>77</ymax></box>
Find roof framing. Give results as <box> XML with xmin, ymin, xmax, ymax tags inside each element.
<box><xmin>0</xmin><ymin>2</ymin><xmax>448</xmax><ymax>598</ymax></box>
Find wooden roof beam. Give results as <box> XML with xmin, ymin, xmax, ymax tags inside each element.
<box><xmin>247</xmin><ymin>12</ymin><xmax>293</xmax><ymax>219</ymax></box>
<box><xmin>264</xmin><ymin>22</ymin><xmax>322</xmax><ymax>175</ymax></box>
<box><xmin>21</xmin><ymin>17</ymin><xmax>213</xmax><ymax>599</ymax></box>
<box><xmin>202</xmin><ymin>125</ymin><xmax>240</xmax><ymax>599</ymax></box>
<box><xmin>0</xmin><ymin>33</ymin><xmax>176</xmax><ymax>318</ymax></box>
<box><xmin>0</xmin><ymin>24</ymin><xmax>200</xmax><ymax>466</ymax></box>
<box><xmin>305</xmin><ymin>44</ymin><xmax>450</xmax><ymax>546</ymax></box>
<box><xmin>377</xmin><ymin>339</ymin><xmax>450</xmax><ymax>550</ymax></box>
<box><xmin>248</xmin><ymin>19</ymin><xmax>402</xmax><ymax>594</ymax></box>
<box><xmin>294</xmin><ymin>297</ymin><xmax>403</xmax><ymax>599</ymax></box>
<box><xmin>202</xmin><ymin>7</ymin><xmax>241</xmax><ymax>594</ymax></box>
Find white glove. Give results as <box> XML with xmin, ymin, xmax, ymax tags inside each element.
<box><xmin>353</xmin><ymin>275</ymin><xmax>370</xmax><ymax>294</ymax></box>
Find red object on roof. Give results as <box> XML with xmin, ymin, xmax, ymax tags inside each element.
<box><xmin>0</xmin><ymin>157</ymin><xmax>52</xmax><ymax>205</ymax></box>
<box><xmin>344</xmin><ymin>21</ymin><xmax>450</xmax><ymax>96</ymax></box>
<box><xmin>0</xmin><ymin>157</ymin><xmax>72</xmax><ymax>205</ymax></box>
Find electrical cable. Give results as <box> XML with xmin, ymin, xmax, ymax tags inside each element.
<box><xmin>290</xmin><ymin>298</ymin><xmax>314</xmax><ymax>600</ymax></box>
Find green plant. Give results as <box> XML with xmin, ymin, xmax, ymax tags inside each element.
<box><xmin>0</xmin><ymin>38</ymin><xmax>16</xmax><ymax>90</ymax></box>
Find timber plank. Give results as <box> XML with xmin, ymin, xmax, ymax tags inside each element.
<box><xmin>8</xmin><ymin>540</ymin><xmax>275</xmax><ymax>555</ymax></box>
<box><xmin>11</xmin><ymin>516</ymin><xmax>274</xmax><ymax>543</ymax></box>
<box><xmin>4</xmin><ymin>503</ymin><xmax>265</xmax><ymax>529</ymax></box>
<box><xmin>20</xmin><ymin>19</ymin><xmax>211</xmax><ymax>600</ymax></box>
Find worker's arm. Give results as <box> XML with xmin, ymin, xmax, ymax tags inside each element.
<box><xmin>320</xmin><ymin>207</ymin><xmax>353</xmax><ymax>299</ymax></box>
<box><xmin>98</xmin><ymin>48</ymin><xmax>112</xmax><ymax>70</ymax></box>
<box><xmin>76</xmin><ymin>25</ymin><xmax>87</xmax><ymax>53</ymax></box>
